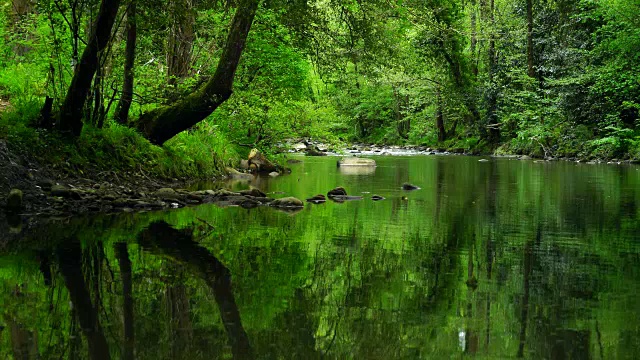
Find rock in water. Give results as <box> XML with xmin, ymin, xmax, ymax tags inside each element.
<box><xmin>306</xmin><ymin>194</ymin><xmax>326</xmax><ymax>204</ymax></box>
<box><xmin>402</xmin><ymin>183</ymin><xmax>420</xmax><ymax>191</ymax></box>
<box><xmin>371</xmin><ymin>195</ymin><xmax>385</xmax><ymax>201</ymax></box>
<box><xmin>270</xmin><ymin>197</ymin><xmax>304</xmax><ymax>208</ymax></box>
<box><xmin>269</xmin><ymin>172</ymin><xmax>280</xmax><ymax>177</ymax></box>
<box><xmin>248</xmin><ymin>148</ymin><xmax>278</xmax><ymax>172</ymax></box>
<box><xmin>6</xmin><ymin>189</ymin><xmax>23</xmax><ymax>211</ymax></box>
<box><xmin>238</xmin><ymin>187</ymin><xmax>266</xmax><ymax>198</ymax></box>
<box><xmin>338</xmin><ymin>157</ymin><xmax>376</xmax><ymax>167</ymax></box>
<box><xmin>327</xmin><ymin>187</ymin><xmax>347</xmax><ymax>197</ymax></box>
<box><xmin>305</xmin><ymin>147</ymin><xmax>326</xmax><ymax>157</ymax></box>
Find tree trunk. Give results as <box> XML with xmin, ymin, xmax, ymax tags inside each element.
<box><xmin>436</xmin><ymin>90</ymin><xmax>446</xmax><ymax>142</ymax></box>
<box><xmin>57</xmin><ymin>0</ymin><xmax>121</xmax><ymax>136</ymax></box>
<box><xmin>526</xmin><ymin>0</ymin><xmax>535</xmax><ymax>78</ymax></box>
<box><xmin>470</xmin><ymin>0</ymin><xmax>478</xmax><ymax>78</ymax></box>
<box><xmin>10</xmin><ymin>0</ymin><xmax>34</xmax><ymax>56</ymax></box>
<box><xmin>115</xmin><ymin>1</ymin><xmax>137</xmax><ymax>124</ymax></box>
<box><xmin>487</xmin><ymin>0</ymin><xmax>500</xmax><ymax>143</ymax></box>
<box><xmin>167</xmin><ymin>0</ymin><xmax>195</xmax><ymax>86</ymax></box>
<box><xmin>136</xmin><ymin>0</ymin><xmax>260</xmax><ymax>145</ymax></box>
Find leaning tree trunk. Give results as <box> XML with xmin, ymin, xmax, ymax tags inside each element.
<box><xmin>57</xmin><ymin>0</ymin><xmax>121</xmax><ymax>136</ymax></box>
<box><xmin>136</xmin><ymin>0</ymin><xmax>260</xmax><ymax>145</ymax></box>
<box><xmin>115</xmin><ymin>0</ymin><xmax>137</xmax><ymax>124</ymax></box>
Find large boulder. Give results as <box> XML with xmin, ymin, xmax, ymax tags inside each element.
<box><xmin>270</xmin><ymin>197</ymin><xmax>304</xmax><ymax>209</ymax></box>
<box><xmin>248</xmin><ymin>148</ymin><xmax>278</xmax><ymax>173</ymax></box>
<box><xmin>338</xmin><ymin>157</ymin><xmax>376</xmax><ymax>167</ymax></box>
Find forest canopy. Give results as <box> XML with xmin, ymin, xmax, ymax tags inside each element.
<box><xmin>0</xmin><ymin>0</ymin><xmax>639</xmax><ymax>160</ymax></box>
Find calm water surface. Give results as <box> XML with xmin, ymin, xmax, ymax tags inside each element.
<box><xmin>1</xmin><ymin>155</ymin><xmax>640</xmax><ymax>359</ymax></box>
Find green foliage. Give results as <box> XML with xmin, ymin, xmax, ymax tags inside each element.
<box><xmin>1</xmin><ymin>0</ymin><xmax>640</xmax><ymax>165</ymax></box>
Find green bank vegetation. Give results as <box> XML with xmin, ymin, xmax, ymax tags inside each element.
<box><xmin>0</xmin><ymin>0</ymin><xmax>639</xmax><ymax>176</ymax></box>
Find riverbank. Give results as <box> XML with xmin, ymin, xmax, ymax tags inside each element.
<box><xmin>2</xmin><ymin>130</ymin><xmax>639</xmax><ymax>224</ymax></box>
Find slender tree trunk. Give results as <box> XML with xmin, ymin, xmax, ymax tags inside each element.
<box><xmin>526</xmin><ymin>0</ymin><xmax>535</xmax><ymax>78</ymax></box>
<box><xmin>167</xmin><ymin>0</ymin><xmax>195</xmax><ymax>86</ymax></box>
<box><xmin>436</xmin><ymin>90</ymin><xmax>446</xmax><ymax>142</ymax></box>
<box><xmin>115</xmin><ymin>1</ymin><xmax>137</xmax><ymax>124</ymax></box>
<box><xmin>136</xmin><ymin>0</ymin><xmax>260</xmax><ymax>145</ymax></box>
<box><xmin>487</xmin><ymin>0</ymin><xmax>500</xmax><ymax>143</ymax></box>
<box><xmin>470</xmin><ymin>0</ymin><xmax>478</xmax><ymax>78</ymax></box>
<box><xmin>57</xmin><ymin>0</ymin><xmax>121</xmax><ymax>136</ymax></box>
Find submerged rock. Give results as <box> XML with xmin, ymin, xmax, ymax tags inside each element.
<box><xmin>306</xmin><ymin>194</ymin><xmax>326</xmax><ymax>204</ymax></box>
<box><xmin>270</xmin><ymin>197</ymin><xmax>304</xmax><ymax>209</ymax></box>
<box><xmin>238</xmin><ymin>187</ymin><xmax>266</xmax><ymax>198</ymax></box>
<box><xmin>371</xmin><ymin>195</ymin><xmax>385</xmax><ymax>201</ymax></box>
<box><xmin>327</xmin><ymin>187</ymin><xmax>347</xmax><ymax>197</ymax></box>
<box><xmin>402</xmin><ymin>183</ymin><xmax>420</xmax><ymax>191</ymax></box>
<box><xmin>338</xmin><ymin>157</ymin><xmax>377</xmax><ymax>167</ymax></box>
<box><xmin>330</xmin><ymin>195</ymin><xmax>364</xmax><ymax>202</ymax></box>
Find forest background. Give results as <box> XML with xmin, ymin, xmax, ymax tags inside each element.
<box><xmin>0</xmin><ymin>0</ymin><xmax>638</xmax><ymax>179</ymax></box>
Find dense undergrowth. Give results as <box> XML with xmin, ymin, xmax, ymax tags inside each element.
<box><xmin>1</xmin><ymin>0</ymin><xmax>639</xmax><ymax>175</ymax></box>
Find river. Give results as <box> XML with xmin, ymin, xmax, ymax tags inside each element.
<box><xmin>1</xmin><ymin>155</ymin><xmax>639</xmax><ymax>359</ymax></box>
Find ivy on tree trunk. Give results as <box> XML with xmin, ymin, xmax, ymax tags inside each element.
<box><xmin>136</xmin><ymin>0</ymin><xmax>261</xmax><ymax>146</ymax></box>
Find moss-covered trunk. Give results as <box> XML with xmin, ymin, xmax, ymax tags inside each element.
<box><xmin>136</xmin><ymin>0</ymin><xmax>260</xmax><ymax>145</ymax></box>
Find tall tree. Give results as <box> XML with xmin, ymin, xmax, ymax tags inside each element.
<box><xmin>136</xmin><ymin>0</ymin><xmax>261</xmax><ymax>145</ymax></box>
<box><xmin>526</xmin><ymin>0</ymin><xmax>535</xmax><ymax>78</ymax></box>
<box><xmin>57</xmin><ymin>0</ymin><xmax>121</xmax><ymax>135</ymax></box>
<box><xmin>115</xmin><ymin>0</ymin><xmax>138</xmax><ymax>124</ymax></box>
<box><xmin>486</xmin><ymin>0</ymin><xmax>500</xmax><ymax>143</ymax></box>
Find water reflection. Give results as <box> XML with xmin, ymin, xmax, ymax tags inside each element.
<box><xmin>1</xmin><ymin>156</ymin><xmax>639</xmax><ymax>359</ymax></box>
